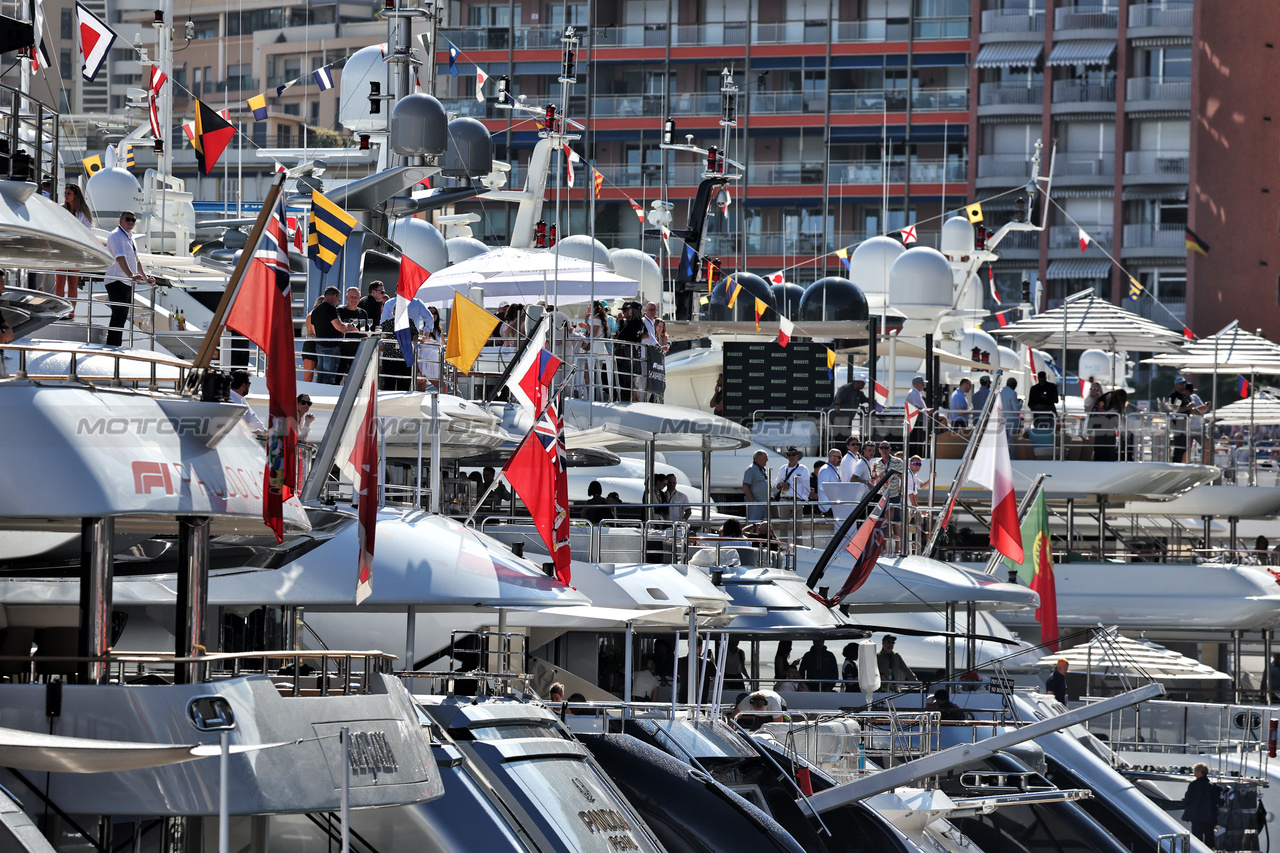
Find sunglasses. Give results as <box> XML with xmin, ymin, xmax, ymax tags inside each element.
<box><xmin>298</xmin><ymin>399</ymin><xmax>312</xmax><ymax>405</ymax></box>
<box><xmin>122</xmin><ymin>216</ymin><xmax>136</xmax><ymax>222</ymax></box>
<box><xmin>911</xmin><ymin>462</ymin><xmax>922</xmax><ymax>467</ymax></box>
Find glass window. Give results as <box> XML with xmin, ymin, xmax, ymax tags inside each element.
<box><xmin>60</xmin><ymin>8</ymin><xmax>73</xmax><ymax>39</ymax></box>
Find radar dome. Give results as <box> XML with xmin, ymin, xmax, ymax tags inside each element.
<box><xmin>389</xmin><ymin>217</ymin><xmax>448</xmax><ymax>272</ymax></box>
<box><xmin>446</xmin><ymin>236</ymin><xmax>489</xmax><ymax>264</ymax></box>
<box><xmin>797</xmin><ymin>277</ymin><xmax>868</xmax><ymax>323</ymax></box>
<box><xmin>440</xmin><ymin>117</ymin><xmax>492</xmax><ymax>177</ymax></box>
<box><xmin>996</xmin><ymin>345</ymin><xmax>1020</xmax><ymax>370</ymax></box>
<box><xmin>848</xmin><ymin>236</ymin><xmax>904</xmax><ymax>295</ymax></box>
<box><xmin>889</xmin><ymin>247</ymin><xmax>953</xmax><ymax>319</ymax></box>
<box><xmin>85</xmin><ymin>167</ymin><xmax>142</xmax><ymax>221</ymax></box>
<box><xmin>390</xmin><ymin>94</ymin><xmax>448</xmax><ymax>157</ymax></box>
<box><xmin>1078</xmin><ymin>349</ymin><xmax>1123</xmax><ymax>386</ymax></box>
<box><xmin>556</xmin><ymin>235</ymin><xmax>613</xmax><ymax>270</ymax></box>
<box><xmin>960</xmin><ymin>274</ymin><xmax>984</xmax><ymax>313</ymax></box>
<box><xmin>771</xmin><ymin>282</ymin><xmax>805</xmax><ymax>317</ymax></box>
<box><xmin>940</xmin><ymin>216</ymin><xmax>975</xmax><ymax>259</ymax></box>
<box><xmin>610</xmin><ymin>248</ymin><xmax>662</xmax><ymax>308</ymax></box>
<box><xmin>338</xmin><ymin>46</ymin><xmax>390</xmax><ymax>133</ymax></box>
<box><xmin>709</xmin><ymin>272</ymin><xmax>773</xmax><ymax>322</ymax></box>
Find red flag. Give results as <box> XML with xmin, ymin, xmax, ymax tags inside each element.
<box><xmin>778</xmin><ymin>316</ymin><xmax>794</xmax><ymax>348</ymax></box>
<box><xmin>1183</xmin><ymin>326</ymin><xmax>1195</xmax><ymax>340</ymax></box>
<box><xmin>395</xmin><ymin>254</ymin><xmax>432</xmax><ymax>370</ymax></box>
<box><xmin>967</xmin><ymin>398</ymin><xmax>1024</xmax><ymax>562</ymax></box>
<box><xmin>77</xmin><ymin>2</ymin><xmax>117</xmax><ymax>83</ymax></box>
<box><xmin>904</xmin><ymin>400</ymin><xmax>922</xmax><ymax>431</ymax></box>
<box><xmin>995</xmin><ymin>310</ymin><xmax>1009</xmax><ymax>327</ymax></box>
<box><xmin>192</xmin><ymin>99</ymin><xmax>237</xmax><ymax>176</ymax></box>
<box><xmin>350</xmin><ymin>350</ymin><xmax>379</xmax><ymax>604</ymax></box>
<box><xmin>504</xmin><ymin>404</ymin><xmax>571</xmax><ymax>584</ymax></box>
<box><xmin>1078</xmin><ymin>227</ymin><xmax>1091</xmax><ymax>253</ymax></box>
<box><xmin>629</xmin><ymin>198</ymin><xmax>645</xmax><ymax>222</ymax></box>
<box><xmin>874</xmin><ymin>382</ymin><xmax>889</xmax><ymax>407</ymax></box>
<box><xmin>226</xmin><ymin>191</ymin><xmax>298</xmax><ymax>541</ymax></box>
<box><xmin>147</xmin><ymin>65</ymin><xmax>167</xmax><ymax>140</ymax></box>
<box><xmin>821</xmin><ymin>499</ymin><xmax>889</xmax><ymax>606</ymax></box>
<box><xmin>988</xmin><ymin>266</ymin><xmax>1000</xmax><ymax>305</ymax></box>
<box><xmin>504</xmin><ymin>320</ymin><xmax>562</xmax><ymax>417</ymax></box>
<box><xmin>593</xmin><ymin>168</ymin><xmax>603</xmax><ymax>198</ymax></box>
<box><xmin>1239</xmin><ymin>375</ymin><xmax>1251</xmax><ymax>398</ymax></box>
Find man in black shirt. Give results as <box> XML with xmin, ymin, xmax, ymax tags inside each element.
<box><xmin>831</xmin><ymin>378</ymin><xmax>870</xmax><ymax>412</ymax></box>
<box><xmin>615</xmin><ymin>302</ymin><xmax>646</xmax><ymax>402</ymax></box>
<box><xmin>1027</xmin><ymin>371</ymin><xmax>1060</xmax><ymax>430</ymax></box>
<box><xmin>310</xmin><ymin>286</ymin><xmax>357</xmax><ymax>384</ymax></box>
<box><xmin>357</xmin><ymin>280</ymin><xmax>388</xmax><ymax>324</ymax></box>
<box><xmin>1169</xmin><ymin>374</ymin><xmax>1195</xmax><ymax>462</ymax></box>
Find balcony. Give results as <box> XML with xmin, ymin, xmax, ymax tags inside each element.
<box><xmin>672</xmin><ymin>22</ymin><xmax>751</xmax><ymax>46</ymax></box>
<box><xmin>980</xmin><ymin>8</ymin><xmax>1045</xmax><ymax>33</ymax></box>
<box><xmin>1128</xmin><ymin>1</ymin><xmax>1194</xmax><ymax>29</ymax></box>
<box><xmin>834</xmin><ymin>18</ymin><xmax>910</xmax><ymax>42</ymax></box>
<box><xmin>1051</xmin><ymin>79</ymin><xmax>1117</xmax><ymax>105</ymax></box>
<box><xmin>1126</xmin><ymin>76</ymin><xmax>1191</xmax><ymax>106</ymax></box>
<box><xmin>213</xmin><ymin>77</ymin><xmax>259</xmax><ymax>95</ymax></box>
<box><xmin>1122</xmin><ymin>223</ymin><xmax>1186</xmax><ymax>252</ymax></box>
<box><xmin>828</xmin><ymin>87</ymin><xmax>967</xmax><ymax>113</ymax></box>
<box><xmin>978</xmin><ymin>81</ymin><xmax>1044</xmax><ymax>106</ymax></box>
<box><xmin>746</xmin><ymin>21</ymin><xmax>828</xmax><ymax>44</ymax></box>
<box><xmin>1050</xmin><ymin>224</ymin><xmax>1113</xmax><ymax>250</ymax></box>
<box><xmin>913</xmin><ymin>17</ymin><xmax>968</xmax><ymax>39</ymax></box>
<box><xmin>994</xmin><ymin>229</ymin><xmax>1041</xmax><ymax>253</ymax></box>
<box><xmin>978</xmin><ymin>154</ymin><xmax>1036</xmax><ymax>179</ymax></box>
<box><xmin>1054</xmin><ymin>152</ymin><xmax>1115</xmax><ymax>181</ymax></box>
<box><xmin>1127</xmin><ymin>295</ymin><xmax>1186</xmax><ymax>329</ymax></box>
<box><xmin>1054</xmin><ymin>6</ymin><xmax>1119</xmax><ymax>30</ymax></box>
<box><xmin>1124</xmin><ymin>150</ymin><xmax>1189</xmax><ymax>178</ymax></box>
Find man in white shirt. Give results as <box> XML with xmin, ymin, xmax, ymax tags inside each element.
<box><xmin>667</xmin><ymin>472</ymin><xmax>692</xmax><ymax>522</ymax></box>
<box><xmin>905</xmin><ymin>375</ymin><xmax>929</xmax><ymax>455</ymax></box>
<box><xmin>999</xmin><ymin>377</ymin><xmax>1022</xmax><ymax>437</ymax></box>
<box><xmin>839</xmin><ymin>436</ymin><xmax>872</xmax><ymax>507</ymax></box>
<box><xmin>228</xmin><ymin>369</ymin><xmax>267</xmax><ymax>433</ymax></box>
<box><xmin>816</xmin><ymin>448</ymin><xmax>843</xmax><ymax>517</ymax></box>
<box><xmin>774</xmin><ymin>447</ymin><xmax>811</xmax><ymax>505</ymax></box>
<box><xmin>640</xmin><ymin>302</ymin><xmax>665</xmax><ymax>403</ymax></box>
<box><xmin>104</xmin><ymin>211</ymin><xmax>153</xmax><ymax>347</ymax></box>
<box><xmin>949</xmin><ymin>378</ymin><xmax>972</xmax><ymax>427</ymax></box>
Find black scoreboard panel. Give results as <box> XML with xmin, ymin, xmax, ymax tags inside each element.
<box><xmin>722</xmin><ymin>341</ymin><xmax>831</xmax><ymax>423</ymax></box>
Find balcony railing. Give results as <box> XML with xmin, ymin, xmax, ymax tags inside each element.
<box><xmin>1050</xmin><ymin>224</ymin><xmax>1112</xmax><ymax>249</ymax></box>
<box><xmin>1128</xmin><ymin>295</ymin><xmax>1186</xmax><ymax>329</ymax></box>
<box><xmin>1126</xmin><ymin>76</ymin><xmax>1191</xmax><ymax>102</ymax></box>
<box><xmin>977</xmin><ymin>154</ymin><xmax>1035</xmax><ymax>178</ymax></box>
<box><xmin>1054</xmin><ymin>6</ymin><xmax>1119</xmax><ymax>29</ymax></box>
<box><xmin>980</xmin><ymin>8</ymin><xmax>1046</xmax><ymax>33</ymax></box>
<box><xmin>979</xmin><ymin>82</ymin><xmax>1044</xmax><ymax>106</ymax></box>
<box><xmin>834</xmin><ymin>18</ymin><xmax>910</xmax><ymax>41</ymax></box>
<box><xmin>1124</xmin><ymin>150</ymin><xmax>1189</xmax><ymax>176</ymax></box>
<box><xmin>1128</xmin><ymin>1</ymin><xmax>1194</xmax><ymax>28</ymax></box>
<box><xmin>995</xmin><ymin>229</ymin><xmax>1041</xmax><ymax>250</ymax></box>
<box><xmin>1122</xmin><ymin>222</ymin><xmax>1185</xmax><ymax>248</ymax></box>
<box><xmin>1055</xmin><ymin>153</ymin><xmax>1115</xmax><ymax>177</ymax></box>
<box><xmin>1052</xmin><ymin>79</ymin><xmax>1117</xmax><ymax>104</ymax></box>
<box><xmin>829</xmin><ymin>87</ymin><xmax>967</xmax><ymax>113</ymax></box>
<box><xmin>913</xmin><ymin>17</ymin><xmax>969</xmax><ymax>39</ymax></box>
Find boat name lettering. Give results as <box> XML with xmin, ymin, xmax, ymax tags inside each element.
<box><xmin>347</xmin><ymin>730</ymin><xmax>398</xmax><ymax>773</ymax></box>
<box><xmin>130</xmin><ymin>460</ymin><xmax>263</xmax><ymax>500</ymax></box>
<box><xmin>577</xmin><ymin>809</ymin><xmax>631</xmax><ymax>835</ymax></box>
<box><xmin>572</xmin><ymin>777</ymin><xmax>596</xmax><ymax>803</ymax></box>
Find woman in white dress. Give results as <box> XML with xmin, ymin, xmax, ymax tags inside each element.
<box><xmin>417</xmin><ymin>305</ymin><xmax>444</xmax><ymax>390</ymax></box>
<box><xmin>582</xmin><ymin>301</ymin><xmax>611</xmax><ymax>400</ymax></box>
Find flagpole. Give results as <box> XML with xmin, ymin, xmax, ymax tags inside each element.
<box><xmin>185</xmin><ymin>172</ymin><xmax>286</xmax><ymax>387</ymax></box>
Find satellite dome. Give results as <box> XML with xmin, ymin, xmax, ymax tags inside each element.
<box><xmin>771</xmin><ymin>282</ymin><xmax>805</xmax><ymax>317</ymax></box>
<box><xmin>440</xmin><ymin>117</ymin><xmax>492</xmax><ymax>177</ymax></box>
<box><xmin>709</xmin><ymin>272</ymin><xmax>773</xmax><ymax>322</ymax></box>
<box><xmin>338</xmin><ymin>46</ymin><xmax>390</xmax><ymax>133</ymax></box>
<box><xmin>389</xmin><ymin>217</ymin><xmax>448</xmax><ymax>272</ymax></box>
<box><xmin>889</xmin><ymin>247</ymin><xmax>953</xmax><ymax>318</ymax></box>
<box><xmin>446</xmin><ymin>236</ymin><xmax>489</xmax><ymax>264</ymax></box>
<box><xmin>997</xmin><ymin>345</ymin><xmax>1020</xmax><ymax>371</ymax></box>
<box><xmin>1079</xmin><ymin>349</ymin><xmax>1123</xmax><ymax>386</ymax></box>
<box><xmin>610</xmin><ymin>248</ymin><xmax>662</xmax><ymax>308</ymax></box>
<box><xmin>960</xmin><ymin>273</ymin><xmax>984</xmax><ymax>313</ymax></box>
<box><xmin>848</xmin><ymin>236</ymin><xmax>905</xmax><ymax>295</ymax></box>
<box><xmin>85</xmin><ymin>167</ymin><xmax>142</xmax><ymax>221</ymax></box>
<box><xmin>389</xmin><ymin>94</ymin><xmax>448</xmax><ymax>157</ymax></box>
<box><xmin>797</xmin><ymin>277</ymin><xmax>868</xmax><ymax>323</ymax></box>
<box><xmin>940</xmin><ymin>216</ymin><xmax>975</xmax><ymax>260</ymax></box>
<box><xmin>555</xmin><ymin>235</ymin><xmax>613</xmax><ymax>270</ymax></box>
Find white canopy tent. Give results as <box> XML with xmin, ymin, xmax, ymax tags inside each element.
<box><xmin>1037</xmin><ymin>629</ymin><xmax>1229</xmax><ymax>682</ymax></box>
<box><xmin>414</xmin><ymin>246</ymin><xmax>640</xmax><ymax>308</ymax></box>
<box><xmin>1144</xmin><ymin>325</ymin><xmax>1280</xmax><ymax>375</ymax></box>
<box><xmin>994</xmin><ymin>294</ymin><xmax>1186</xmax><ymax>353</ymax></box>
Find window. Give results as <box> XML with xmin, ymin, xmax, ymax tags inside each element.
<box><xmin>470</xmin><ymin>4</ymin><xmax>520</xmax><ymax>26</ymax></box>
<box><xmin>60</xmin><ymin>9</ymin><xmax>73</xmax><ymax>39</ymax></box>
<box><xmin>545</xmin><ymin>3</ymin><xmax>588</xmax><ymax>27</ymax></box>
<box><xmin>1141</xmin><ymin>46</ymin><xmax>1191</xmax><ymax>80</ymax></box>
<box><xmin>59</xmin><ymin>49</ymin><xmax>72</xmax><ymax>80</ymax></box>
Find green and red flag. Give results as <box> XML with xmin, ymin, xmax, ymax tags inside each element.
<box><xmin>1003</xmin><ymin>489</ymin><xmax>1058</xmax><ymax>651</ymax></box>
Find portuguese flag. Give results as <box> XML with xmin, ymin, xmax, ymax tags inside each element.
<box><xmin>1003</xmin><ymin>489</ymin><xmax>1058</xmax><ymax>651</ymax></box>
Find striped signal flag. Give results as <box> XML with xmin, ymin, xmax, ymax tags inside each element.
<box><xmin>307</xmin><ymin>190</ymin><xmax>358</xmax><ymax>273</ymax></box>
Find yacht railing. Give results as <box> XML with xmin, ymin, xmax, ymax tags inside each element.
<box><xmin>0</xmin><ymin>80</ymin><xmax>58</xmax><ymax>187</ymax></box>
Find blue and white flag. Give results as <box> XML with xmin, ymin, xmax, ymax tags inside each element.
<box><xmin>313</xmin><ymin>65</ymin><xmax>334</xmax><ymax>91</ymax></box>
<box><xmin>448</xmin><ymin>42</ymin><xmax>459</xmax><ymax>76</ymax></box>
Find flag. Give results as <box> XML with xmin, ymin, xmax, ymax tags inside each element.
<box><xmin>76</xmin><ymin>1</ymin><xmax>117</xmax><ymax>83</ymax></box>
<box><xmin>967</xmin><ymin>397</ymin><xmax>1024</xmax><ymax>563</ymax></box>
<box><xmin>82</xmin><ymin>154</ymin><xmax>102</xmax><ymax>175</ymax></box>
<box><xmin>148</xmin><ymin>64</ymin><xmax>167</xmax><ymax>140</ymax></box>
<box><xmin>826</xmin><ymin>347</ymin><xmax>837</xmax><ymax>380</ymax></box>
<box><xmin>720</xmin><ymin>187</ymin><xmax>732</xmax><ymax>216</ymax></box>
<box><xmin>225</xmin><ymin>190</ymin><xmax>298</xmax><ymax>542</ymax></box>
<box><xmin>1079</xmin><ymin>377</ymin><xmax>1087</xmax><ymax>396</ymax></box>
<box><xmin>681</xmin><ymin>244</ymin><xmax>697</xmax><ymax>280</ymax></box>
<box><xmin>505</xmin><ymin>340</ymin><xmax>562</xmax><ymax>418</ymax></box>
<box><xmin>1239</xmin><ymin>375</ymin><xmax>1251</xmax><ymax>398</ymax></box>
<box><xmin>629</xmin><ymin>197</ymin><xmax>644</xmax><ymax>222</ymax></box>
<box><xmin>183</xmin><ymin>107</ymin><xmax>229</xmax><ymax>143</ymax></box>
<box><xmin>995</xmin><ymin>310</ymin><xmax>1010</xmax><ymax>327</ymax></box>
<box><xmin>705</xmin><ymin>258</ymin><xmax>717</xmax><ymax>293</ymax></box>
<box><xmin>1128</xmin><ymin>276</ymin><xmax>1143</xmax><ymax>301</ymax></box>
<box><xmin>31</xmin><ymin>0</ymin><xmax>52</xmax><ymax>72</ymax></box>
<box><xmin>1183</xmin><ymin>326</ymin><xmax>1194</xmax><ymax>340</ymax></box>
<box><xmin>313</xmin><ymin>65</ymin><xmax>334</xmax><ymax>91</ymax></box>
<box><xmin>768</xmin><ymin>270</ymin><xmax>784</xmax><ymax>286</ymax></box>
<box><xmin>593</xmin><ymin>168</ymin><xmax>603</xmax><ymax>198</ymax></box>
<box><xmin>659</xmin><ymin>223</ymin><xmax>670</xmax><ymax>252</ymax></box>
<box><xmin>834</xmin><ymin>247</ymin><xmax>851</xmax><ymax>273</ymax></box>
<box><xmin>307</xmin><ymin>190</ymin><xmax>357</xmax><ymax>273</ymax></box>
<box><xmin>1078</xmin><ymin>227</ymin><xmax>1091</xmax><ymax>252</ymax></box>
<box><xmin>564</xmin><ymin>144</ymin><xmax>576</xmax><ymax>187</ymax></box>
<box><xmin>503</xmin><ymin>404</ymin><xmax>571</xmax><ymax>585</ymax></box>
<box><xmin>874</xmin><ymin>381</ymin><xmax>888</xmax><ymax>407</ymax></box>
<box><xmin>1002</xmin><ymin>490</ymin><xmax>1057</xmax><ymax>651</ymax></box>
<box><xmin>248</xmin><ymin>93</ymin><xmax>267</xmax><ymax>121</ymax></box>
<box><xmin>445</xmin><ymin>292</ymin><xmax>499</xmax><ymax>373</ymax></box>
<box><xmin>820</xmin><ymin>498</ymin><xmax>889</xmax><ymax>606</ymax></box>
<box><xmin>989</xmin><ymin>266</ymin><xmax>1000</xmax><ymax>305</ymax></box>
<box><xmin>904</xmin><ymin>400</ymin><xmax>922</xmax><ymax>431</ymax></box>
<box><xmin>286</xmin><ymin>215</ymin><xmax>303</xmax><ymax>253</ymax></box>
<box><xmin>350</xmin><ymin>349</ymin><xmax>379</xmax><ymax>604</ymax></box>
<box><xmin>396</xmin><ymin>255</ymin><xmax>431</xmax><ymax>370</ymax></box>
<box><xmin>725</xmin><ymin>277</ymin><xmax>743</xmax><ymax>309</ymax></box>
<box><xmin>1027</xmin><ymin>347</ymin><xmax>1038</xmax><ymax>376</ymax></box>
<box><xmin>965</xmin><ymin>202</ymin><xmax>983</xmax><ymax>224</ymax></box>
<box><xmin>476</xmin><ymin>66</ymin><xmax>488</xmax><ymax>101</ymax></box>
<box><xmin>1185</xmin><ymin>226</ymin><xmax>1210</xmax><ymax>255</ymax></box>
<box><xmin>753</xmin><ymin>297</ymin><xmax>765</xmax><ymax>332</ymax></box>
<box><xmin>778</xmin><ymin>316</ymin><xmax>793</xmax><ymax>348</ymax></box>
<box><xmin>275</xmin><ymin>80</ymin><xmax>296</xmax><ymax>98</ymax></box>
<box><xmin>448</xmin><ymin>41</ymin><xmax>459</xmax><ymax>75</ymax></box>
<box><xmin>192</xmin><ymin>99</ymin><xmax>236</xmax><ymax>176</ymax></box>
<box><xmin>122</xmin><ymin>143</ymin><xmax>134</xmax><ymax>171</ymax></box>
<box><xmin>900</xmin><ymin>224</ymin><xmax>917</xmax><ymax>244</ymax></box>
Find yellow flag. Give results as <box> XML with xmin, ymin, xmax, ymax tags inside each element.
<box><xmin>82</xmin><ymin>154</ymin><xmax>103</xmax><ymax>175</ymax></box>
<box><xmin>826</xmin><ymin>348</ymin><xmax>837</xmax><ymax>370</ymax></box>
<box><xmin>445</xmin><ymin>292</ymin><xmax>500</xmax><ymax>374</ymax></box>
<box><xmin>726</xmin><ymin>277</ymin><xmax>743</xmax><ymax>309</ymax></box>
<box><xmin>965</xmin><ymin>202</ymin><xmax>983</xmax><ymax>224</ymax></box>
<box><xmin>753</xmin><ymin>297</ymin><xmax>766</xmax><ymax>332</ymax></box>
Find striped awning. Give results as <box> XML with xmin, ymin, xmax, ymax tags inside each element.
<box><xmin>996</xmin><ymin>294</ymin><xmax>1186</xmax><ymax>351</ymax></box>
<box><xmin>974</xmin><ymin>42</ymin><xmax>1045</xmax><ymax>68</ymax></box>
<box><xmin>1122</xmin><ymin>186</ymin><xmax>1188</xmax><ymax>201</ymax></box>
<box><xmin>1046</xmin><ymin>39</ymin><xmax>1117</xmax><ymax>66</ymax></box>
<box><xmin>1046</xmin><ymin>258</ymin><xmax>1113</xmax><ymax>279</ymax></box>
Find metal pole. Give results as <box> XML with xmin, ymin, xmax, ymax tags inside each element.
<box><xmin>340</xmin><ymin>727</ymin><xmax>350</xmax><ymax>853</ymax></box>
<box><xmin>1265</xmin><ymin>628</ymin><xmax>1274</xmax><ymax>706</ymax></box>
<box><xmin>218</xmin><ymin>730</ymin><xmax>229</xmax><ymax>853</ymax></box>
<box><xmin>1097</xmin><ymin>497</ymin><xmax>1106</xmax><ymax>557</ymax></box>
<box><xmin>687</xmin><ymin>609</ymin><xmax>698</xmax><ymax>715</ymax></box>
<box><xmin>174</xmin><ymin>516</ymin><xmax>211</xmax><ymax>685</ymax></box>
<box><xmin>701</xmin><ymin>434</ymin><xmax>712</xmax><ymax>521</ymax></box>
<box><xmin>78</xmin><ymin>517</ymin><xmax>114</xmax><ymax>684</ymax></box>
<box><xmin>1233</xmin><ymin>629</ymin><xmax>1243</xmax><ymax>705</ymax></box>
<box><xmin>1065</xmin><ymin>498</ymin><xmax>1074</xmax><ymax>553</ymax></box>
<box><xmin>965</xmin><ymin>601</ymin><xmax>976</xmax><ymax>673</ymax></box>
<box><xmin>944</xmin><ymin>602</ymin><xmax>956</xmax><ymax>676</ymax></box>
<box><xmin>430</xmin><ymin>392</ymin><xmax>441</xmax><ymax>514</ymax></box>
<box><xmin>405</xmin><ymin>605</ymin><xmax>417</xmax><ymax>672</ymax></box>
<box><xmin>624</xmin><ymin>621</ymin><xmax>634</xmax><ymax>711</ymax></box>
